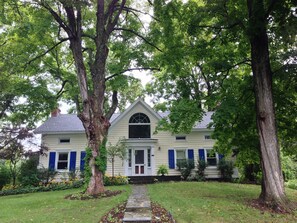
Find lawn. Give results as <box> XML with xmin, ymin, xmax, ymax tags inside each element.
<box><xmin>1</xmin><ymin>182</ymin><xmax>296</xmax><ymax>223</ymax></box>
<box><xmin>0</xmin><ymin>185</ymin><xmax>131</xmax><ymax>223</ymax></box>
<box><xmin>148</xmin><ymin>182</ymin><xmax>297</xmax><ymax>223</ymax></box>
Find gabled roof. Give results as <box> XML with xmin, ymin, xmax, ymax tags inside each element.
<box><xmin>110</xmin><ymin>98</ymin><xmax>162</xmax><ymax>127</ymax></box>
<box><xmin>34</xmin><ymin>99</ymin><xmax>213</xmax><ymax>134</ymax></box>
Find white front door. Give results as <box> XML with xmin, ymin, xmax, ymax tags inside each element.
<box><xmin>134</xmin><ymin>149</ymin><xmax>146</xmax><ymax>175</ymax></box>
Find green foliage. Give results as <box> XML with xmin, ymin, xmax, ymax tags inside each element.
<box><xmin>176</xmin><ymin>159</ymin><xmax>195</xmax><ymax>180</ymax></box>
<box><xmin>107</xmin><ymin>138</ymin><xmax>127</xmax><ymax>177</ymax></box>
<box><xmin>103</xmin><ymin>175</ymin><xmax>129</xmax><ymax>186</ymax></box>
<box><xmin>83</xmin><ymin>147</ymin><xmax>92</xmax><ymax>188</ymax></box>
<box><xmin>157</xmin><ymin>165</ymin><xmax>169</xmax><ymax>176</ymax></box>
<box><xmin>0</xmin><ymin>162</ymin><xmax>11</xmax><ymax>190</ymax></box>
<box><xmin>197</xmin><ymin>160</ymin><xmax>207</xmax><ymax>180</ymax></box>
<box><xmin>0</xmin><ymin>180</ymin><xmax>84</xmax><ymax>196</ymax></box>
<box><xmin>239</xmin><ymin>163</ymin><xmax>262</xmax><ymax>184</ymax></box>
<box><xmin>281</xmin><ymin>154</ymin><xmax>297</xmax><ymax>181</ymax></box>
<box><xmin>218</xmin><ymin>159</ymin><xmax>234</xmax><ymax>182</ymax></box>
<box><xmin>96</xmin><ymin>137</ymin><xmax>107</xmax><ymax>173</ymax></box>
<box><xmin>285</xmin><ymin>180</ymin><xmax>297</xmax><ymax>190</ymax></box>
<box><xmin>37</xmin><ymin>168</ymin><xmax>57</xmax><ymax>184</ymax></box>
<box><xmin>18</xmin><ymin>156</ymin><xmax>39</xmax><ymax>187</ymax></box>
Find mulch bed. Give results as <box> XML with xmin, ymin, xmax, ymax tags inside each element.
<box><xmin>248</xmin><ymin>199</ymin><xmax>297</xmax><ymax>214</ymax></box>
<box><xmin>99</xmin><ymin>202</ymin><xmax>175</xmax><ymax>223</ymax></box>
<box><xmin>65</xmin><ymin>190</ymin><xmax>123</xmax><ymax>200</ymax></box>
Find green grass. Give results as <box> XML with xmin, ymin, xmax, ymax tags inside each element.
<box><xmin>148</xmin><ymin>182</ymin><xmax>297</xmax><ymax>223</ymax></box>
<box><xmin>0</xmin><ymin>185</ymin><xmax>131</xmax><ymax>223</ymax></box>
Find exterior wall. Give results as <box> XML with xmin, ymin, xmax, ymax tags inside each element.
<box><xmin>39</xmin><ymin>133</ymin><xmax>87</xmax><ymax>176</ymax></box>
<box><xmin>38</xmin><ymin>101</ymin><xmax>232</xmax><ymax>179</ymax></box>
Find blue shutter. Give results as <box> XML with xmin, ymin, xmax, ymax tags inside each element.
<box><xmin>188</xmin><ymin>149</ymin><xmax>194</xmax><ymax>160</ymax></box>
<box><xmin>80</xmin><ymin>151</ymin><xmax>86</xmax><ymax>171</ymax></box>
<box><xmin>168</xmin><ymin>149</ymin><xmax>175</xmax><ymax>169</ymax></box>
<box><xmin>49</xmin><ymin>152</ymin><xmax>56</xmax><ymax>170</ymax></box>
<box><xmin>69</xmin><ymin>151</ymin><xmax>77</xmax><ymax>171</ymax></box>
<box><xmin>198</xmin><ymin>149</ymin><xmax>205</xmax><ymax>161</ymax></box>
<box><xmin>218</xmin><ymin>154</ymin><xmax>224</xmax><ymax>160</ymax></box>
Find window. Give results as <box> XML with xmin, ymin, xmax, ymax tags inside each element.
<box><xmin>60</xmin><ymin>138</ymin><xmax>70</xmax><ymax>143</ymax></box>
<box><xmin>176</xmin><ymin>136</ymin><xmax>186</xmax><ymax>140</ymax></box>
<box><xmin>176</xmin><ymin>149</ymin><xmax>186</xmax><ymax>167</ymax></box>
<box><xmin>128</xmin><ymin>149</ymin><xmax>132</xmax><ymax>167</ymax></box>
<box><xmin>57</xmin><ymin>152</ymin><xmax>68</xmax><ymax>170</ymax></box>
<box><xmin>206</xmin><ymin>150</ymin><xmax>217</xmax><ymax>166</ymax></box>
<box><xmin>204</xmin><ymin>135</ymin><xmax>211</xmax><ymax>140</ymax></box>
<box><xmin>147</xmin><ymin>148</ymin><xmax>151</xmax><ymax>167</ymax></box>
<box><xmin>129</xmin><ymin>113</ymin><xmax>151</xmax><ymax>138</ymax></box>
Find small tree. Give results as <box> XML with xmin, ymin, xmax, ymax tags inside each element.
<box><xmin>107</xmin><ymin>138</ymin><xmax>127</xmax><ymax>177</ymax></box>
<box><xmin>176</xmin><ymin>159</ymin><xmax>195</xmax><ymax>180</ymax></box>
<box><xmin>18</xmin><ymin>155</ymin><xmax>40</xmax><ymax>187</ymax></box>
<box><xmin>218</xmin><ymin>159</ymin><xmax>234</xmax><ymax>182</ymax></box>
<box><xmin>197</xmin><ymin>160</ymin><xmax>207</xmax><ymax>181</ymax></box>
<box><xmin>0</xmin><ymin>161</ymin><xmax>10</xmax><ymax>190</ymax></box>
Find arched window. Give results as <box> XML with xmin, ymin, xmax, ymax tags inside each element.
<box><xmin>129</xmin><ymin>113</ymin><xmax>151</xmax><ymax>138</ymax></box>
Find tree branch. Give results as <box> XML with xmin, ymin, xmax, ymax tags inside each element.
<box><xmin>106</xmin><ymin>91</ymin><xmax>118</xmax><ymax>120</ymax></box>
<box><xmin>40</xmin><ymin>1</ymin><xmax>72</xmax><ymax>36</ymax></box>
<box><xmin>56</xmin><ymin>80</ymin><xmax>69</xmax><ymax>99</ymax></box>
<box><xmin>24</xmin><ymin>38</ymin><xmax>69</xmax><ymax>68</ymax></box>
<box><xmin>114</xmin><ymin>27</ymin><xmax>163</xmax><ymax>52</ymax></box>
<box><xmin>105</xmin><ymin>67</ymin><xmax>160</xmax><ymax>81</ymax></box>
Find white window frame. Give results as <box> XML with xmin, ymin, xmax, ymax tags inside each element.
<box><xmin>56</xmin><ymin>151</ymin><xmax>70</xmax><ymax>171</ymax></box>
<box><xmin>204</xmin><ymin>148</ymin><xmax>218</xmax><ymax>167</ymax></box>
<box><xmin>175</xmin><ymin>148</ymin><xmax>188</xmax><ymax>169</ymax></box>
<box><xmin>204</xmin><ymin>135</ymin><xmax>212</xmax><ymax>140</ymax></box>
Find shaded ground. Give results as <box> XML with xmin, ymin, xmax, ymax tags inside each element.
<box><xmin>99</xmin><ymin>202</ymin><xmax>175</xmax><ymax>223</ymax></box>
<box><xmin>249</xmin><ymin>199</ymin><xmax>297</xmax><ymax>214</ymax></box>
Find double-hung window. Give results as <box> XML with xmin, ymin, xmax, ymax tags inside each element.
<box><xmin>57</xmin><ymin>152</ymin><xmax>69</xmax><ymax>170</ymax></box>
<box><xmin>176</xmin><ymin>149</ymin><xmax>187</xmax><ymax>167</ymax></box>
<box><xmin>206</xmin><ymin>149</ymin><xmax>217</xmax><ymax>166</ymax></box>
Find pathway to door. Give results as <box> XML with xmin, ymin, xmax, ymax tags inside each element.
<box><xmin>123</xmin><ymin>185</ymin><xmax>152</xmax><ymax>223</ymax></box>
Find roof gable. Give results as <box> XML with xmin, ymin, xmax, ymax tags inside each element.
<box><xmin>110</xmin><ymin>98</ymin><xmax>162</xmax><ymax>128</ymax></box>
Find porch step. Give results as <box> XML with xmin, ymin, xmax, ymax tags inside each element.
<box><xmin>128</xmin><ymin>176</ymin><xmax>155</xmax><ymax>184</ymax></box>
<box><xmin>123</xmin><ymin>185</ymin><xmax>152</xmax><ymax>223</ymax></box>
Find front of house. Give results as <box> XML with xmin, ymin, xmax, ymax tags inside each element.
<box><xmin>35</xmin><ymin>99</ymin><xmax>232</xmax><ymax>179</ymax></box>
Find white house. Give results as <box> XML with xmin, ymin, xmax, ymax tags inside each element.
<box><xmin>35</xmin><ymin>99</ymin><xmax>229</xmax><ymax>179</ymax></box>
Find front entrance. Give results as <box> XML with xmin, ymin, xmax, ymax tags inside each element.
<box><xmin>134</xmin><ymin>149</ymin><xmax>145</xmax><ymax>175</ymax></box>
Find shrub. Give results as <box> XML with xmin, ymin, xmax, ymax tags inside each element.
<box><xmin>37</xmin><ymin>168</ymin><xmax>57</xmax><ymax>184</ymax></box>
<box><xmin>197</xmin><ymin>160</ymin><xmax>207</xmax><ymax>181</ymax></box>
<box><xmin>285</xmin><ymin>179</ymin><xmax>297</xmax><ymax>190</ymax></box>
<box><xmin>157</xmin><ymin>165</ymin><xmax>169</xmax><ymax>176</ymax></box>
<box><xmin>0</xmin><ymin>180</ymin><xmax>84</xmax><ymax>196</ymax></box>
<box><xmin>18</xmin><ymin>156</ymin><xmax>39</xmax><ymax>187</ymax></box>
<box><xmin>218</xmin><ymin>159</ymin><xmax>234</xmax><ymax>182</ymax></box>
<box><xmin>0</xmin><ymin>163</ymin><xmax>11</xmax><ymax>190</ymax></box>
<box><xmin>281</xmin><ymin>155</ymin><xmax>297</xmax><ymax>181</ymax></box>
<box><xmin>176</xmin><ymin>159</ymin><xmax>195</xmax><ymax>180</ymax></box>
<box><xmin>103</xmin><ymin>175</ymin><xmax>128</xmax><ymax>186</ymax></box>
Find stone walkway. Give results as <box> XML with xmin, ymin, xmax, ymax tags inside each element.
<box><xmin>123</xmin><ymin>185</ymin><xmax>152</xmax><ymax>223</ymax></box>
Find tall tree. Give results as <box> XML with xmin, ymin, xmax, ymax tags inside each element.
<box><xmin>148</xmin><ymin>0</ymin><xmax>296</xmax><ymax>210</ymax></box>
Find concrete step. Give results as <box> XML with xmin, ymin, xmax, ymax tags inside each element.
<box><xmin>123</xmin><ymin>209</ymin><xmax>152</xmax><ymax>223</ymax></box>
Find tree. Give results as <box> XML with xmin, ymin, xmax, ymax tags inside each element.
<box><xmin>147</xmin><ymin>0</ymin><xmax>296</xmax><ymax>211</ymax></box>
<box><xmin>107</xmin><ymin>138</ymin><xmax>127</xmax><ymax>177</ymax></box>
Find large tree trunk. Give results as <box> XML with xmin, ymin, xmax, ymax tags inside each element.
<box><xmin>247</xmin><ymin>0</ymin><xmax>289</xmax><ymax>211</ymax></box>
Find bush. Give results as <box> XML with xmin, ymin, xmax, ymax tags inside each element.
<box><xmin>282</xmin><ymin>155</ymin><xmax>297</xmax><ymax>181</ymax></box>
<box><xmin>176</xmin><ymin>159</ymin><xmax>195</xmax><ymax>180</ymax></box>
<box><xmin>0</xmin><ymin>180</ymin><xmax>84</xmax><ymax>196</ymax></box>
<box><xmin>285</xmin><ymin>179</ymin><xmax>297</xmax><ymax>190</ymax></box>
<box><xmin>103</xmin><ymin>175</ymin><xmax>128</xmax><ymax>186</ymax></box>
<box><xmin>37</xmin><ymin>168</ymin><xmax>57</xmax><ymax>184</ymax></box>
<box><xmin>0</xmin><ymin>163</ymin><xmax>11</xmax><ymax>190</ymax></box>
<box><xmin>239</xmin><ymin>163</ymin><xmax>262</xmax><ymax>184</ymax></box>
<box><xmin>197</xmin><ymin>160</ymin><xmax>207</xmax><ymax>181</ymax></box>
<box><xmin>157</xmin><ymin>165</ymin><xmax>169</xmax><ymax>176</ymax></box>
<box><xmin>18</xmin><ymin>156</ymin><xmax>39</xmax><ymax>187</ymax></box>
<box><xmin>218</xmin><ymin>159</ymin><xmax>234</xmax><ymax>182</ymax></box>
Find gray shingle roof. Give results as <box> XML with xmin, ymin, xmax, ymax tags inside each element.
<box><xmin>34</xmin><ymin>112</ymin><xmax>213</xmax><ymax>134</ymax></box>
